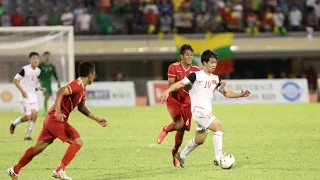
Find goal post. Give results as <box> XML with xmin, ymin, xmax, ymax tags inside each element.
<box><xmin>0</xmin><ymin>26</ymin><xmax>75</xmax><ymax>83</ymax></box>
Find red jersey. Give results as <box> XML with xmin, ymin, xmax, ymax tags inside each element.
<box><xmin>167</xmin><ymin>62</ymin><xmax>200</xmax><ymax>106</ymax></box>
<box><xmin>48</xmin><ymin>78</ymin><xmax>86</xmax><ymax>121</ymax></box>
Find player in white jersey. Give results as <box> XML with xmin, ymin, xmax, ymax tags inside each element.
<box><xmin>161</xmin><ymin>50</ymin><xmax>250</xmax><ymax>168</ymax></box>
<box><xmin>10</xmin><ymin>52</ymin><xmax>45</xmax><ymax>140</ymax></box>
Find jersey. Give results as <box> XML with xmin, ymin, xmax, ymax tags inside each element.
<box><xmin>182</xmin><ymin>70</ymin><xmax>221</xmax><ymax>113</ymax></box>
<box><xmin>38</xmin><ymin>62</ymin><xmax>58</xmax><ymax>84</ymax></box>
<box><xmin>14</xmin><ymin>64</ymin><xmax>41</xmax><ymax>103</ymax></box>
<box><xmin>167</xmin><ymin>62</ymin><xmax>200</xmax><ymax>106</ymax></box>
<box><xmin>48</xmin><ymin>78</ymin><xmax>86</xmax><ymax>120</ymax></box>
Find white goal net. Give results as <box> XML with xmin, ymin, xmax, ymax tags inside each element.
<box><xmin>0</xmin><ymin>26</ymin><xmax>75</xmax><ymax>83</ymax></box>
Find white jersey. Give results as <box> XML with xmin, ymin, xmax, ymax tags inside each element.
<box><xmin>182</xmin><ymin>70</ymin><xmax>221</xmax><ymax>113</ymax></box>
<box><xmin>14</xmin><ymin>64</ymin><xmax>41</xmax><ymax>103</ymax></box>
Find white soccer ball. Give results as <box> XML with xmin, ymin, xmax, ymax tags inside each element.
<box><xmin>220</xmin><ymin>153</ymin><xmax>235</xmax><ymax>169</ymax></box>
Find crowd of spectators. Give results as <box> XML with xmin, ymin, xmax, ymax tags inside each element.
<box><xmin>0</xmin><ymin>0</ymin><xmax>319</xmax><ymax>35</ymax></box>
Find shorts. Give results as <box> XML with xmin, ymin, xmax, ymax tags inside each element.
<box><xmin>20</xmin><ymin>101</ymin><xmax>38</xmax><ymax>115</ymax></box>
<box><xmin>41</xmin><ymin>82</ymin><xmax>52</xmax><ymax>96</ymax></box>
<box><xmin>167</xmin><ymin>99</ymin><xmax>192</xmax><ymax>131</ymax></box>
<box><xmin>37</xmin><ymin>115</ymin><xmax>80</xmax><ymax>142</ymax></box>
<box><xmin>192</xmin><ymin>106</ymin><xmax>216</xmax><ymax>132</ymax></box>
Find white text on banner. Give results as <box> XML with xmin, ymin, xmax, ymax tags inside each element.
<box><xmin>147</xmin><ymin>79</ymin><xmax>309</xmax><ymax>106</ymax></box>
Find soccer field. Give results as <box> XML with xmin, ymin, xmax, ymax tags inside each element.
<box><xmin>1</xmin><ymin>104</ymin><xmax>320</xmax><ymax>180</ymax></box>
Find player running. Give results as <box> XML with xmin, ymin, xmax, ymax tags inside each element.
<box><xmin>38</xmin><ymin>51</ymin><xmax>60</xmax><ymax>116</ymax></box>
<box><xmin>7</xmin><ymin>61</ymin><xmax>107</xmax><ymax>180</ymax></box>
<box><xmin>10</xmin><ymin>52</ymin><xmax>45</xmax><ymax>140</ymax></box>
<box><xmin>160</xmin><ymin>50</ymin><xmax>250</xmax><ymax>168</ymax></box>
<box><xmin>156</xmin><ymin>44</ymin><xmax>200</xmax><ymax>167</ymax></box>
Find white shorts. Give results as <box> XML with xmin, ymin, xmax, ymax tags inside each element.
<box><xmin>192</xmin><ymin>107</ymin><xmax>216</xmax><ymax>132</ymax></box>
<box><xmin>20</xmin><ymin>102</ymin><xmax>38</xmax><ymax>115</ymax></box>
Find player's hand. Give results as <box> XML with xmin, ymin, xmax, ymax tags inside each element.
<box><xmin>55</xmin><ymin>111</ymin><xmax>66</xmax><ymax>121</ymax></box>
<box><xmin>97</xmin><ymin>118</ymin><xmax>108</xmax><ymax>127</ymax></box>
<box><xmin>22</xmin><ymin>91</ymin><xmax>28</xmax><ymax>98</ymax></box>
<box><xmin>160</xmin><ymin>90</ymin><xmax>170</xmax><ymax>104</ymax></box>
<box><xmin>240</xmin><ymin>90</ymin><xmax>250</xmax><ymax>97</ymax></box>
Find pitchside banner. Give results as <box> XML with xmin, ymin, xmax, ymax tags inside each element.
<box><xmin>147</xmin><ymin>79</ymin><xmax>309</xmax><ymax>106</ymax></box>
<box><xmin>0</xmin><ymin>81</ymin><xmax>136</xmax><ymax>110</ymax></box>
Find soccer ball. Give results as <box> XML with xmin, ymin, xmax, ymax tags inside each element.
<box><xmin>219</xmin><ymin>153</ymin><xmax>235</xmax><ymax>169</ymax></box>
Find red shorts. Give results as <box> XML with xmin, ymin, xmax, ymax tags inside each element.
<box><xmin>37</xmin><ymin>115</ymin><xmax>80</xmax><ymax>142</ymax></box>
<box><xmin>166</xmin><ymin>99</ymin><xmax>192</xmax><ymax>131</ymax></box>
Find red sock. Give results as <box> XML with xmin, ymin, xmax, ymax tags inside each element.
<box><xmin>13</xmin><ymin>147</ymin><xmax>35</xmax><ymax>174</ymax></box>
<box><xmin>56</xmin><ymin>143</ymin><xmax>81</xmax><ymax>171</ymax></box>
<box><xmin>165</xmin><ymin>122</ymin><xmax>175</xmax><ymax>132</ymax></box>
<box><xmin>173</xmin><ymin>132</ymin><xmax>183</xmax><ymax>154</ymax></box>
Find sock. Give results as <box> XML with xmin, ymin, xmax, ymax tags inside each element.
<box><xmin>44</xmin><ymin>99</ymin><xmax>48</xmax><ymax>114</ymax></box>
<box><xmin>12</xmin><ymin>116</ymin><xmax>22</xmax><ymax>126</ymax></box>
<box><xmin>56</xmin><ymin>143</ymin><xmax>81</xmax><ymax>171</ymax></box>
<box><xmin>26</xmin><ymin>121</ymin><xmax>35</xmax><ymax>138</ymax></box>
<box><xmin>164</xmin><ymin>122</ymin><xmax>175</xmax><ymax>132</ymax></box>
<box><xmin>172</xmin><ymin>132</ymin><xmax>183</xmax><ymax>155</ymax></box>
<box><xmin>213</xmin><ymin>131</ymin><xmax>223</xmax><ymax>160</ymax></box>
<box><xmin>180</xmin><ymin>138</ymin><xmax>198</xmax><ymax>159</ymax></box>
<box><xmin>13</xmin><ymin>147</ymin><xmax>35</xmax><ymax>174</ymax></box>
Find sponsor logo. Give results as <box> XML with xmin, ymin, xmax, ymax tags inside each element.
<box><xmin>281</xmin><ymin>81</ymin><xmax>302</xmax><ymax>102</ymax></box>
<box><xmin>1</xmin><ymin>90</ymin><xmax>13</xmax><ymax>102</ymax></box>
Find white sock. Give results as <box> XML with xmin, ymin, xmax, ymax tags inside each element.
<box><xmin>26</xmin><ymin>121</ymin><xmax>35</xmax><ymax>138</ymax></box>
<box><xmin>12</xmin><ymin>116</ymin><xmax>22</xmax><ymax>125</ymax></box>
<box><xmin>213</xmin><ymin>131</ymin><xmax>223</xmax><ymax>161</ymax></box>
<box><xmin>180</xmin><ymin>138</ymin><xmax>198</xmax><ymax>159</ymax></box>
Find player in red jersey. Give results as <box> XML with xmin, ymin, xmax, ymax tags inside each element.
<box><xmin>156</xmin><ymin>44</ymin><xmax>200</xmax><ymax>167</ymax></box>
<box><xmin>7</xmin><ymin>62</ymin><xmax>107</xmax><ymax>180</ymax></box>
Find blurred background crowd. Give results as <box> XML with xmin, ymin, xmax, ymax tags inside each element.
<box><xmin>0</xmin><ymin>0</ymin><xmax>319</xmax><ymax>35</ymax></box>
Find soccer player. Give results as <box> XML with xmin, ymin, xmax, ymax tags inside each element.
<box><xmin>7</xmin><ymin>61</ymin><xmax>107</xmax><ymax>180</ymax></box>
<box><xmin>160</xmin><ymin>50</ymin><xmax>250</xmax><ymax>168</ymax></box>
<box><xmin>156</xmin><ymin>44</ymin><xmax>200</xmax><ymax>167</ymax></box>
<box><xmin>38</xmin><ymin>51</ymin><xmax>60</xmax><ymax>116</ymax></box>
<box><xmin>10</xmin><ymin>52</ymin><xmax>45</xmax><ymax>140</ymax></box>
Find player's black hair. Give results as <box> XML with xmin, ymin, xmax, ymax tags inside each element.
<box><xmin>29</xmin><ymin>52</ymin><xmax>39</xmax><ymax>58</ymax></box>
<box><xmin>43</xmin><ymin>51</ymin><xmax>50</xmax><ymax>55</ymax></box>
<box><xmin>180</xmin><ymin>44</ymin><xmax>194</xmax><ymax>55</ymax></box>
<box><xmin>78</xmin><ymin>61</ymin><xmax>96</xmax><ymax>77</ymax></box>
<box><xmin>201</xmin><ymin>49</ymin><xmax>218</xmax><ymax>65</ymax></box>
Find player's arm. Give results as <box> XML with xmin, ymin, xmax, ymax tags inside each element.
<box><xmin>161</xmin><ymin>73</ymin><xmax>196</xmax><ymax>102</ymax></box>
<box><xmin>13</xmin><ymin>68</ymin><xmax>27</xmax><ymax>98</ymax></box>
<box><xmin>217</xmin><ymin>81</ymin><xmax>250</xmax><ymax>98</ymax></box>
<box><xmin>77</xmin><ymin>101</ymin><xmax>107</xmax><ymax>127</ymax></box>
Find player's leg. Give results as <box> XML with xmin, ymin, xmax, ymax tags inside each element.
<box><xmin>43</xmin><ymin>84</ymin><xmax>52</xmax><ymax>116</ymax></box>
<box><xmin>157</xmin><ymin>101</ymin><xmax>181</xmax><ymax>144</ymax></box>
<box><xmin>207</xmin><ymin>118</ymin><xmax>224</xmax><ymax>165</ymax></box>
<box><xmin>10</xmin><ymin>102</ymin><xmax>31</xmax><ymax>134</ymax></box>
<box><xmin>24</xmin><ymin>103</ymin><xmax>39</xmax><ymax>140</ymax></box>
<box><xmin>8</xmin><ymin>127</ymin><xmax>54</xmax><ymax>179</ymax></box>
<box><xmin>53</xmin><ymin>123</ymin><xmax>82</xmax><ymax>180</ymax></box>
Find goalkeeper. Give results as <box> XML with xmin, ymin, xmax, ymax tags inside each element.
<box><xmin>38</xmin><ymin>51</ymin><xmax>60</xmax><ymax>116</ymax></box>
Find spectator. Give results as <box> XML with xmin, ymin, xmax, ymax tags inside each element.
<box><xmin>11</xmin><ymin>8</ymin><xmax>24</xmax><ymax>26</ymax></box>
<box><xmin>160</xmin><ymin>12</ymin><xmax>172</xmax><ymax>33</ymax></box>
<box><xmin>77</xmin><ymin>8</ymin><xmax>92</xmax><ymax>34</ymax></box>
<box><xmin>1</xmin><ymin>11</ymin><xmax>10</xmax><ymax>26</ymax></box>
<box><xmin>307</xmin><ymin>8</ymin><xmax>319</xmax><ymax>30</ymax></box>
<box><xmin>314</xmin><ymin>0</ymin><xmax>320</xmax><ymax>20</ymax></box>
<box><xmin>96</xmin><ymin>8</ymin><xmax>110</xmax><ymax>34</ymax></box>
<box><xmin>25</xmin><ymin>9</ymin><xmax>37</xmax><ymax>26</ymax></box>
<box><xmin>61</xmin><ymin>6</ymin><xmax>74</xmax><ymax>26</ymax></box>
<box><xmin>179</xmin><ymin>7</ymin><xmax>193</xmax><ymax>34</ymax></box>
<box><xmin>233</xmin><ymin>0</ymin><xmax>243</xmax><ymax>30</ymax></box>
<box><xmin>125</xmin><ymin>13</ymin><xmax>135</xmax><ymax>34</ymax></box>
<box><xmin>289</xmin><ymin>6</ymin><xmax>302</xmax><ymax>31</ymax></box>
<box><xmin>159</xmin><ymin>0</ymin><xmax>172</xmax><ymax>15</ymax></box>
<box><xmin>305</xmin><ymin>66</ymin><xmax>318</xmax><ymax>93</ymax></box>
<box><xmin>0</xmin><ymin>3</ymin><xmax>3</xmax><ymax>16</ymax></box>
<box><xmin>273</xmin><ymin>7</ymin><xmax>286</xmax><ymax>35</ymax></box>
<box><xmin>144</xmin><ymin>0</ymin><xmax>159</xmax><ymax>15</ymax></box>
<box><xmin>48</xmin><ymin>9</ymin><xmax>60</xmax><ymax>25</ymax></box>
<box><xmin>306</xmin><ymin>0</ymin><xmax>316</xmax><ymax>13</ymax></box>
<box><xmin>74</xmin><ymin>3</ymin><xmax>84</xmax><ymax>24</ymax></box>
<box><xmin>123</xmin><ymin>0</ymin><xmax>133</xmax><ymax>14</ymax></box>
<box><xmin>245</xmin><ymin>11</ymin><xmax>260</xmax><ymax>35</ymax></box>
<box><xmin>263</xmin><ymin>7</ymin><xmax>273</xmax><ymax>31</ymax></box>
<box><xmin>38</xmin><ymin>9</ymin><xmax>48</xmax><ymax>26</ymax></box>
<box><xmin>195</xmin><ymin>10</ymin><xmax>210</xmax><ymax>33</ymax></box>
<box><xmin>278</xmin><ymin>0</ymin><xmax>290</xmax><ymax>16</ymax></box>
<box><xmin>100</xmin><ymin>0</ymin><xmax>111</xmax><ymax>9</ymax></box>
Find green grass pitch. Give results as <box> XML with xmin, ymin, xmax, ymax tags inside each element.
<box><xmin>1</xmin><ymin>104</ymin><xmax>320</xmax><ymax>180</ymax></box>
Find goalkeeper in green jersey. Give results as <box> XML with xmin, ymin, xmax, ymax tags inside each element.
<box><xmin>38</xmin><ymin>51</ymin><xmax>60</xmax><ymax>115</ymax></box>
